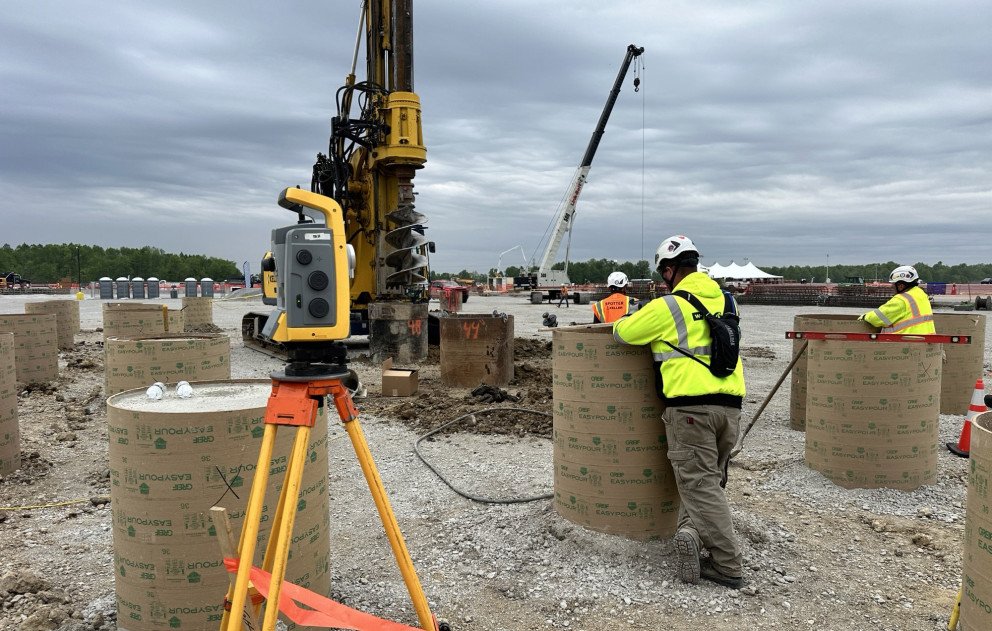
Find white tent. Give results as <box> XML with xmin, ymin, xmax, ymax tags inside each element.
<box><xmin>706</xmin><ymin>261</ymin><xmax>782</xmax><ymax>280</ymax></box>
<box><xmin>739</xmin><ymin>262</ymin><xmax>781</xmax><ymax>279</ymax></box>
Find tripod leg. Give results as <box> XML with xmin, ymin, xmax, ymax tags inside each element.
<box><xmin>260</xmin><ymin>425</ymin><xmax>312</xmax><ymax>631</ymax></box>
<box><xmin>222</xmin><ymin>423</ymin><xmax>279</xmax><ymax>631</ymax></box>
<box><xmin>342</xmin><ymin>415</ymin><xmax>435</xmax><ymax>630</ymax></box>
<box><xmin>211</xmin><ymin>507</ymin><xmax>259</xmax><ymax>631</ymax></box>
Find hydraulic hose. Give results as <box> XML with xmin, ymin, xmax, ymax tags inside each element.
<box><xmin>413</xmin><ymin>407</ymin><xmax>553</xmax><ymax>504</ymax></box>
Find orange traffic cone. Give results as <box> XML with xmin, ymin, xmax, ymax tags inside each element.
<box><xmin>947</xmin><ymin>378</ymin><xmax>987</xmax><ymax>457</ymax></box>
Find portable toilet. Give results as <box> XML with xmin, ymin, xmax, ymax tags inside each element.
<box><xmin>115</xmin><ymin>277</ymin><xmax>130</xmax><ymax>299</ymax></box>
<box><xmin>99</xmin><ymin>277</ymin><xmax>114</xmax><ymax>300</ymax></box>
<box><xmin>184</xmin><ymin>278</ymin><xmax>198</xmax><ymax>297</ymax></box>
<box><xmin>146</xmin><ymin>277</ymin><xmax>160</xmax><ymax>299</ymax></box>
<box><xmin>200</xmin><ymin>278</ymin><xmax>214</xmax><ymax>298</ymax></box>
<box><xmin>131</xmin><ymin>277</ymin><xmax>146</xmax><ymax>299</ymax></box>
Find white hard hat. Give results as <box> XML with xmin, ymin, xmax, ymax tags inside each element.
<box><xmin>889</xmin><ymin>265</ymin><xmax>920</xmax><ymax>284</ymax></box>
<box><xmin>654</xmin><ymin>235</ymin><xmax>700</xmax><ymax>272</ymax></box>
<box><xmin>607</xmin><ymin>271</ymin><xmax>629</xmax><ymax>289</ymax></box>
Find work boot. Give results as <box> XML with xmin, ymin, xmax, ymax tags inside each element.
<box><xmin>699</xmin><ymin>560</ymin><xmax>744</xmax><ymax>590</ymax></box>
<box><xmin>673</xmin><ymin>530</ymin><xmax>700</xmax><ymax>584</ymax></box>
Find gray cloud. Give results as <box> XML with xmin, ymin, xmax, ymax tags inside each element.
<box><xmin>1</xmin><ymin>0</ymin><xmax>988</xmax><ymax>278</ymax></box>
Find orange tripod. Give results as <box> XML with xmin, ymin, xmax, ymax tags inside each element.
<box><xmin>217</xmin><ymin>370</ymin><xmax>438</xmax><ymax>631</ymax></box>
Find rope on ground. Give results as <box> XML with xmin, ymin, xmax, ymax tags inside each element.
<box><xmin>414</xmin><ymin>407</ymin><xmax>553</xmax><ymax>504</ymax></box>
<box><xmin>0</xmin><ymin>498</ymin><xmax>91</xmax><ymax>511</ymax></box>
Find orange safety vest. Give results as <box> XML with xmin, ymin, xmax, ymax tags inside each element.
<box><xmin>592</xmin><ymin>292</ymin><xmax>634</xmax><ymax>323</ymax></box>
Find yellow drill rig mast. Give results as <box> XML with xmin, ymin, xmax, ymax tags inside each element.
<box><xmin>244</xmin><ymin>0</ymin><xmax>430</xmax><ymax>363</ymax></box>
<box><xmin>313</xmin><ymin>0</ymin><xmax>429</xmax><ymax>361</ymax></box>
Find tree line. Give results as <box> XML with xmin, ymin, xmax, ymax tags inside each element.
<box><xmin>436</xmin><ymin>258</ymin><xmax>992</xmax><ymax>285</ymax></box>
<box><xmin>0</xmin><ymin>243</ymin><xmax>240</xmax><ymax>284</ymax></box>
<box><xmin>762</xmin><ymin>261</ymin><xmax>992</xmax><ymax>284</ymax></box>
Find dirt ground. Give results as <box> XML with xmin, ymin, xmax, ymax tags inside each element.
<box><xmin>0</xmin><ymin>293</ymin><xmax>989</xmax><ymax>631</ymax></box>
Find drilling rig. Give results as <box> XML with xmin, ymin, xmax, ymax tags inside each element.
<box><xmin>243</xmin><ymin>0</ymin><xmax>431</xmax><ymax>362</ymax></box>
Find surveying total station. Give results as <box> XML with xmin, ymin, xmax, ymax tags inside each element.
<box><xmin>217</xmin><ymin>188</ymin><xmax>442</xmax><ymax>631</ymax></box>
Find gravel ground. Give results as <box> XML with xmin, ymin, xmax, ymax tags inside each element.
<box><xmin>0</xmin><ymin>292</ymin><xmax>989</xmax><ymax>631</ymax></box>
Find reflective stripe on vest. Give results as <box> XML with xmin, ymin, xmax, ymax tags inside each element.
<box><xmin>591</xmin><ymin>294</ymin><xmax>631</xmax><ymax>323</ymax></box>
<box><xmin>662</xmin><ymin>295</ymin><xmax>689</xmax><ymax>348</ymax></box>
<box><xmin>650</xmin><ymin>295</ymin><xmax>709</xmax><ymax>362</ymax></box>
<box><xmin>881</xmin><ymin>290</ymin><xmax>931</xmax><ymax>333</ymax></box>
<box><xmin>870</xmin><ymin>308</ymin><xmax>893</xmax><ymax>327</ymax></box>
<box><xmin>884</xmin><ymin>314</ymin><xmax>935</xmax><ymax>333</ymax></box>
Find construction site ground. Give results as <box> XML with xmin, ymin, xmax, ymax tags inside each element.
<box><xmin>1</xmin><ymin>293</ymin><xmax>989</xmax><ymax>631</ymax></box>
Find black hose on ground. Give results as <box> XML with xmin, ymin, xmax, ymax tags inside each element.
<box><xmin>413</xmin><ymin>407</ymin><xmax>554</xmax><ymax>504</ymax></box>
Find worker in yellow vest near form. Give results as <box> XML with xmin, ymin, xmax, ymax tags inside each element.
<box><xmin>859</xmin><ymin>265</ymin><xmax>935</xmax><ymax>334</ymax></box>
<box><xmin>613</xmin><ymin>235</ymin><xmax>746</xmax><ymax>590</ymax></box>
<box><xmin>591</xmin><ymin>271</ymin><xmax>638</xmax><ymax>323</ymax></box>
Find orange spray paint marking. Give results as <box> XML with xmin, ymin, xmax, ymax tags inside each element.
<box><xmin>463</xmin><ymin>321</ymin><xmax>480</xmax><ymax>340</ymax></box>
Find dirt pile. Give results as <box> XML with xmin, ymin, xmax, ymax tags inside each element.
<box><xmin>185</xmin><ymin>322</ymin><xmax>224</xmax><ymax>334</ymax></box>
<box><xmin>359</xmin><ymin>336</ymin><xmax>553</xmax><ymax>437</ymax></box>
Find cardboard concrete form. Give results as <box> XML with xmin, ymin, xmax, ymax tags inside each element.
<box><xmin>554</xmin><ymin>326</ymin><xmax>652</xmax><ymax>371</ymax></box>
<box><xmin>368</xmin><ymin>302</ymin><xmax>429</xmax><ymax>364</ymax></box>
<box><xmin>25</xmin><ymin>299</ymin><xmax>80</xmax><ymax>349</ymax></box>
<box><xmin>106</xmin><ymin>380</ymin><xmax>330</xmax><ymax>631</ymax></box>
<box><xmin>439</xmin><ymin>313</ymin><xmax>514</xmax><ymax>387</ymax></box>
<box><xmin>552</xmin><ymin>368</ymin><xmax>657</xmax><ymax>403</ymax></box>
<box><xmin>961</xmin><ymin>412</ymin><xmax>992</xmax><ymax>631</ymax></box>
<box><xmin>555</xmin><ymin>459</ymin><xmax>675</xmax><ymax>499</ymax></box>
<box><xmin>104</xmin><ymin>334</ymin><xmax>230</xmax><ymax>396</ymax></box>
<box><xmin>553</xmin><ymin>429</ymin><xmax>669</xmax><ymax>467</ymax></box>
<box><xmin>382</xmin><ymin>357</ymin><xmax>418</xmax><ymax>396</ymax></box>
<box><xmin>807</xmin><ymin>464</ymin><xmax>938</xmax><ymax>491</ymax></box>
<box><xmin>806</xmin><ymin>392</ymin><xmax>939</xmax><ymax>423</ymax></box>
<box><xmin>0</xmin><ymin>313</ymin><xmax>59</xmax><ymax>385</ymax></box>
<box><xmin>552</xmin><ymin>325</ymin><xmax>679</xmax><ymax>540</ymax></box>
<box><xmin>789</xmin><ymin>314</ymin><xmax>873</xmax><ymax>430</ymax></box>
<box><xmin>805</xmin><ymin>341</ymin><xmax>941</xmax><ymax>490</ymax></box>
<box><xmin>935</xmin><ymin>313</ymin><xmax>986</xmax><ymax>415</ymax></box>
<box><xmin>102</xmin><ymin>302</ymin><xmax>168</xmax><ymax>340</ymax></box>
<box><xmin>554</xmin><ymin>399</ymin><xmax>665</xmax><ymax>435</ymax></box>
<box><xmin>553</xmin><ymin>490</ymin><xmax>678</xmax><ymax>541</ymax></box>
<box><xmin>180</xmin><ymin>296</ymin><xmax>213</xmax><ymax>330</ymax></box>
<box><xmin>0</xmin><ymin>333</ymin><xmax>18</xmax><ymax>475</ymax></box>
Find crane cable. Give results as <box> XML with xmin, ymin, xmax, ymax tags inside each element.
<box><xmin>638</xmin><ymin>55</ymin><xmax>646</xmax><ymax>261</ymax></box>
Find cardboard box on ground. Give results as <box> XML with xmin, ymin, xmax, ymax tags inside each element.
<box><xmin>381</xmin><ymin>357</ymin><xmax>418</xmax><ymax>397</ymax></box>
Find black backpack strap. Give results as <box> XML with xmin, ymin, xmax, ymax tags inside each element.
<box><xmin>660</xmin><ymin>340</ymin><xmax>711</xmax><ymax>370</ymax></box>
<box><xmin>676</xmin><ymin>289</ymin><xmax>737</xmax><ymax>318</ymax></box>
<box><xmin>672</xmin><ymin>290</ymin><xmax>711</xmax><ymax>316</ymax></box>
<box><xmin>722</xmin><ymin>290</ymin><xmax>737</xmax><ymax>316</ymax></box>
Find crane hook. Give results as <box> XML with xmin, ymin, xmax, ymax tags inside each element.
<box><xmin>633</xmin><ymin>77</ymin><xmax>640</xmax><ymax>92</ymax></box>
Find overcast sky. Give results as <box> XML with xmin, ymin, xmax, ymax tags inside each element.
<box><xmin>1</xmin><ymin>1</ymin><xmax>989</xmax><ymax>275</ymax></box>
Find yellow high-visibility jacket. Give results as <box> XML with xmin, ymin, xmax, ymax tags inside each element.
<box><xmin>862</xmin><ymin>285</ymin><xmax>935</xmax><ymax>334</ymax></box>
<box><xmin>613</xmin><ymin>272</ymin><xmax>745</xmax><ymax>408</ymax></box>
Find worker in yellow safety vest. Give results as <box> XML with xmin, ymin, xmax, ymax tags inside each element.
<box><xmin>591</xmin><ymin>271</ymin><xmax>638</xmax><ymax>323</ymax></box>
<box><xmin>859</xmin><ymin>265</ymin><xmax>935</xmax><ymax>334</ymax></box>
<box><xmin>612</xmin><ymin>235</ymin><xmax>746</xmax><ymax>590</ymax></box>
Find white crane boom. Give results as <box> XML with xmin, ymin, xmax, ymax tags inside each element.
<box><xmin>534</xmin><ymin>44</ymin><xmax>643</xmax><ymax>287</ymax></box>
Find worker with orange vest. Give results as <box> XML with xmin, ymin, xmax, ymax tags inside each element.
<box><xmin>858</xmin><ymin>265</ymin><xmax>935</xmax><ymax>334</ymax></box>
<box><xmin>592</xmin><ymin>271</ymin><xmax>638</xmax><ymax>323</ymax></box>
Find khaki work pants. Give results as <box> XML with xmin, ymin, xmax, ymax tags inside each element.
<box><xmin>663</xmin><ymin>404</ymin><xmax>743</xmax><ymax>576</ymax></box>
